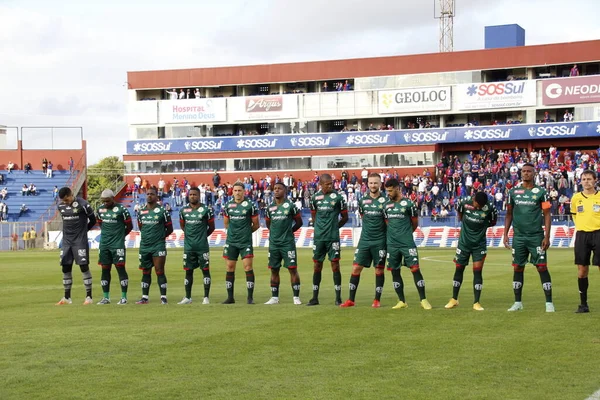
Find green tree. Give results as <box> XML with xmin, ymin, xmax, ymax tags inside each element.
<box><xmin>87</xmin><ymin>156</ymin><xmax>125</xmax><ymax>209</ymax></box>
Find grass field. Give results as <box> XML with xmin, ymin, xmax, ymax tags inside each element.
<box><xmin>1</xmin><ymin>247</ymin><xmax>599</xmax><ymax>400</ymax></box>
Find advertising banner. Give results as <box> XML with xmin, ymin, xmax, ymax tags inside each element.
<box><xmin>455</xmin><ymin>80</ymin><xmax>537</xmax><ymax>110</ymax></box>
<box><xmin>159</xmin><ymin>98</ymin><xmax>227</xmax><ymax>123</ymax></box>
<box><xmin>542</xmin><ymin>75</ymin><xmax>600</xmax><ymax>105</ymax></box>
<box><xmin>378</xmin><ymin>86</ymin><xmax>452</xmax><ymax>114</ymax></box>
<box><xmin>231</xmin><ymin>94</ymin><xmax>299</xmax><ymax>121</ymax></box>
<box><xmin>126</xmin><ymin>121</ymin><xmax>600</xmax><ymax>154</ymax></box>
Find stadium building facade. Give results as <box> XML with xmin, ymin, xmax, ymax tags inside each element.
<box><xmin>124</xmin><ymin>39</ymin><xmax>600</xmax><ymax>186</ymax></box>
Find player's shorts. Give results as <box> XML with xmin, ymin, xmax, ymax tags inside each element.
<box><xmin>386</xmin><ymin>246</ymin><xmax>419</xmax><ymax>270</ymax></box>
<box><xmin>98</xmin><ymin>247</ymin><xmax>126</xmax><ymax>267</ymax></box>
<box><xmin>60</xmin><ymin>244</ymin><xmax>90</xmax><ymax>266</ymax></box>
<box><xmin>268</xmin><ymin>246</ymin><xmax>298</xmax><ymax>269</ymax></box>
<box><xmin>353</xmin><ymin>241</ymin><xmax>386</xmax><ymax>268</ymax></box>
<box><xmin>511</xmin><ymin>234</ymin><xmax>547</xmax><ymax>268</ymax></box>
<box><xmin>454</xmin><ymin>243</ymin><xmax>487</xmax><ymax>266</ymax></box>
<box><xmin>574</xmin><ymin>230</ymin><xmax>600</xmax><ymax>266</ymax></box>
<box><xmin>183</xmin><ymin>249</ymin><xmax>210</xmax><ymax>270</ymax></box>
<box><xmin>138</xmin><ymin>248</ymin><xmax>167</xmax><ymax>270</ymax></box>
<box><xmin>313</xmin><ymin>241</ymin><xmax>340</xmax><ymax>263</ymax></box>
<box><xmin>222</xmin><ymin>243</ymin><xmax>254</xmax><ymax>261</ymax></box>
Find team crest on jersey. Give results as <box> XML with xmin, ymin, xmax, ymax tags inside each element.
<box><xmin>154</xmin><ymin>208</ymin><xmax>161</xmax><ymax>213</ymax></box>
<box><xmin>378</xmin><ymin>197</ymin><xmax>386</xmax><ymax>203</ymax></box>
<box><xmin>330</xmin><ymin>193</ymin><xmax>336</xmax><ymax>199</ymax></box>
<box><xmin>482</xmin><ymin>205</ymin><xmax>489</xmax><ymax>211</ymax></box>
<box><xmin>242</xmin><ymin>201</ymin><xmax>248</xmax><ymax>207</ymax></box>
<box><xmin>282</xmin><ymin>203</ymin><xmax>289</xmax><ymax>208</ymax></box>
<box><xmin>199</xmin><ymin>207</ymin><xmax>204</xmax><ymax>212</ymax></box>
<box><xmin>72</xmin><ymin>201</ymin><xmax>79</xmax><ymax>208</ymax></box>
<box><xmin>593</xmin><ymin>204</ymin><xmax>600</xmax><ymax>212</ymax></box>
<box><xmin>400</xmin><ymin>200</ymin><xmax>407</xmax><ymax>206</ymax></box>
<box><xmin>315</xmin><ymin>195</ymin><xmax>324</xmax><ymax>200</ymax></box>
<box><xmin>531</xmin><ymin>188</ymin><xmax>540</xmax><ymax>194</ymax></box>
<box><xmin>113</xmin><ymin>207</ymin><xmax>119</xmax><ymax>212</ymax></box>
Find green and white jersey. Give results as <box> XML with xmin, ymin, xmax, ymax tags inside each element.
<box><xmin>97</xmin><ymin>203</ymin><xmax>131</xmax><ymax>249</ymax></box>
<box><xmin>138</xmin><ymin>204</ymin><xmax>172</xmax><ymax>251</ymax></box>
<box><xmin>179</xmin><ymin>203</ymin><xmax>214</xmax><ymax>252</ymax></box>
<box><xmin>358</xmin><ymin>193</ymin><xmax>387</xmax><ymax>244</ymax></box>
<box><xmin>310</xmin><ymin>190</ymin><xmax>348</xmax><ymax>242</ymax></box>
<box><xmin>384</xmin><ymin>198</ymin><xmax>418</xmax><ymax>248</ymax></box>
<box><xmin>508</xmin><ymin>185</ymin><xmax>548</xmax><ymax>236</ymax></box>
<box><xmin>224</xmin><ymin>198</ymin><xmax>257</xmax><ymax>247</ymax></box>
<box><xmin>266</xmin><ymin>199</ymin><xmax>299</xmax><ymax>248</ymax></box>
<box><xmin>457</xmin><ymin>196</ymin><xmax>497</xmax><ymax>248</ymax></box>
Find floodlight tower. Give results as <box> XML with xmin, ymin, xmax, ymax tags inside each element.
<box><xmin>434</xmin><ymin>0</ymin><xmax>455</xmax><ymax>52</ymax></box>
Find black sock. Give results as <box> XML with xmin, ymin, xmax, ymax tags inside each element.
<box><xmin>375</xmin><ymin>270</ymin><xmax>384</xmax><ymax>301</ymax></box>
<box><xmin>333</xmin><ymin>270</ymin><xmax>342</xmax><ymax>301</ymax></box>
<box><xmin>292</xmin><ymin>282</ymin><xmax>300</xmax><ymax>297</ymax></box>
<box><xmin>101</xmin><ymin>268</ymin><xmax>111</xmax><ymax>298</ymax></box>
<box><xmin>226</xmin><ymin>271</ymin><xmax>235</xmax><ymax>299</ymax></box>
<box><xmin>412</xmin><ymin>269</ymin><xmax>426</xmax><ymax>300</ymax></box>
<box><xmin>348</xmin><ymin>273</ymin><xmax>360</xmax><ymax>301</ymax></box>
<box><xmin>270</xmin><ymin>278</ymin><xmax>280</xmax><ymax>298</ymax></box>
<box><xmin>141</xmin><ymin>272</ymin><xmax>151</xmax><ymax>297</ymax></box>
<box><xmin>578</xmin><ymin>277</ymin><xmax>589</xmax><ymax>306</ymax></box>
<box><xmin>312</xmin><ymin>270</ymin><xmax>322</xmax><ymax>300</ymax></box>
<box><xmin>473</xmin><ymin>269</ymin><xmax>483</xmax><ymax>303</ymax></box>
<box><xmin>391</xmin><ymin>269</ymin><xmax>405</xmax><ymax>302</ymax></box>
<box><xmin>538</xmin><ymin>269</ymin><xmax>552</xmax><ymax>302</ymax></box>
<box><xmin>185</xmin><ymin>269</ymin><xmax>194</xmax><ymax>299</ymax></box>
<box><xmin>452</xmin><ymin>265</ymin><xmax>465</xmax><ymax>300</ymax></box>
<box><xmin>245</xmin><ymin>270</ymin><xmax>255</xmax><ymax>299</ymax></box>
<box><xmin>201</xmin><ymin>269</ymin><xmax>211</xmax><ymax>298</ymax></box>
<box><xmin>157</xmin><ymin>272</ymin><xmax>167</xmax><ymax>297</ymax></box>
<box><xmin>513</xmin><ymin>270</ymin><xmax>524</xmax><ymax>302</ymax></box>
<box><xmin>81</xmin><ymin>267</ymin><xmax>92</xmax><ymax>298</ymax></box>
<box><xmin>115</xmin><ymin>266</ymin><xmax>129</xmax><ymax>299</ymax></box>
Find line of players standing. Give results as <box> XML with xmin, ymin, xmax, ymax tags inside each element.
<box><xmin>55</xmin><ymin>166</ymin><xmax>600</xmax><ymax>313</ymax></box>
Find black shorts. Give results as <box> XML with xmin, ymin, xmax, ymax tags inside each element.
<box><xmin>61</xmin><ymin>244</ymin><xmax>90</xmax><ymax>266</ymax></box>
<box><xmin>574</xmin><ymin>230</ymin><xmax>600</xmax><ymax>266</ymax></box>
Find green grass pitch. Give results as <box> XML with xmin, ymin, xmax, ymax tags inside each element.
<box><xmin>1</xmin><ymin>248</ymin><xmax>599</xmax><ymax>400</ymax></box>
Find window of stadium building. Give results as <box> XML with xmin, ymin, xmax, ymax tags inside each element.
<box><xmin>135</xmin><ymin>127</ymin><xmax>159</xmax><ymax>139</ymax></box>
<box><xmin>125</xmin><ymin>160</ymin><xmax>226</xmax><ymax>174</ymax></box>
<box><xmin>165</xmin><ymin>125</ymin><xmax>203</xmax><ymax>138</ymax></box>
<box><xmin>311</xmin><ymin>153</ymin><xmax>434</xmax><ymax>169</ymax></box>
<box><xmin>234</xmin><ymin>157</ymin><xmax>311</xmax><ymax>171</ymax></box>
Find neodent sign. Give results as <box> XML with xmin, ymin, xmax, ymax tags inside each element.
<box><xmin>378</xmin><ymin>86</ymin><xmax>452</xmax><ymax>114</ymax></box>
<box><xmin>126</xmin><ymin>121</ymin><xmax>600</xmax><ymax>154</ymax></box>
<box><xmin>542</xmin><ymin>76</ymin><xmax>600</xmax><ymax>105</ymax></box>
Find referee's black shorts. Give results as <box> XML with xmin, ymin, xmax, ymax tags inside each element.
<box><xmin>574</xmin><ymin>230</ymin><xmax>600</xmax><ymax>266</ymax></box>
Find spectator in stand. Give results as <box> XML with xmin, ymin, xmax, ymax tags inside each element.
<box><xmin>42</xmin><ymin>158</ymin><xmax>48</xmax><ymax>174</ymax></box>
<box><xmin>29</xmin><ymin>183</ymin><xmax>37</xmax><ymax>196</ymax></box>
<box><xmin>24</xmin><ymin>162</ymin><xmax>31</xmax><ymax>174</ymax></box>
<box><xmin>157</xmin><ymin>177</ymin><xmax>165</xmax><ymax>198</ymax></box>
<box><xmin>0</xmin><ymin>202</ymin><xmax>7</xmax><ymax>221</ymax></box>
<box><xmin>322</xmin><ymin>82</ymin><xmax>328</xmax><ymax>92</ymax></box>
<box><xmin>22</xmin><ymin>184</ymin><xmax>28</xmax><ymax>196</ymax></box>
<box><xmin>46</xmin><ymin>161</ymin><xmax>53</xmax><ymax>178</ymax></box>
<box><xmin>53</xmin><ymin>186</ymin><xmax>58</xmax><ymax>201</ymax></box>
<box><xmin>178</xmin><ymin>89</ymin><xmax>185</xmax><ymax>99</ymax></box>
<box><xmin>19</xmin><ymin>204</ymin><xmax>29</xmax><ymax>218</ymax></box>
<box><xmin>570</xmin><ymin>64</ymin><xmax>580</xmax><ymax>77</ymax></box>
<box><xmin>563</xmin><ymin>110</ymin><xmax>573</xmax><ymax>122</ymax></box>
<box><xmin>212</xmin><ymin>171</ymin><xmax>221</xmax><ymax>188</ymax></box>
<box><xmin>11</xmin><ymin>232</ymin><xmax>18</xmax><ymax>251</ymax></box>
<box><xmin>186</xmin><ymin>89</ymin><xmax>191</xmax><ymax>99</ymax></box>
<box><xmin>343</xmin><ymin>80</ymin><xmax>350</xmax><ymax>91</ymax></box>
<box><xmin>194</xmin><ymin>88</ymin><xmax>201</xmax><ymax>98</ymax></box>
<box><xmin>69</xmin><ymin>157</ymin><xmax>74</xmax><ymax>173</ymax></box>
<box><xmin>166</xmin><ymin>88</ymin><xmax>178</xmax><ymax>100</ymax></box>
<box><xmin>543</xmin><ymin>111</ymin><xmax>552</xmax><ymax>123</ymax></box>
<box><xmin>7</xmin><ymin>161</ymin><xmax>15</xmax><ymax>174</ymax></box>
<box><xmin>0</xmin><ymin>173</ymin><xmax>3</xmax><ymax>184</ymax></box>
<box><xmin>29</xmin><ymin>227</ymin><xmax>37</xmax><ymax>248</ymax></box>
<box><xmin>0</xmin><ymin>187</ymin><xmax>7</xmax><ymax>200</ymax></box>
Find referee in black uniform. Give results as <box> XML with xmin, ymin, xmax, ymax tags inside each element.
<box><xmin>570</xmin><ymin>170</ymin><xmax>600</xmax><ymax>313</ymax></box>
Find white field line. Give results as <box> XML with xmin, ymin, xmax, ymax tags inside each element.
<box><xmin>421</xmin><ymin>256</ymin><xmax>508</xmax><ymax>267</ymax></box>
<box><xmin>586</xmin><ymin>388</ymin><xmax>600</xmax><ymax>400</ymax></box>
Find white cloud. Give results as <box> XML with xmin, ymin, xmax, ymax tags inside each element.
<box><xmin>0</xmin><ymin>0</ymin><xmax>599</xmax><ymax>163</ymax></box>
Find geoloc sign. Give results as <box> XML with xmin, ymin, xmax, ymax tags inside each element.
<box><xmin>126</xmin><ymin>121</ymin><xmax>600</xmax><ymax>154</ymax></box>
<box><xmin>378</xmin><ymin>86</ymin><xmax>452</xmax><ymax>114</ymax></box>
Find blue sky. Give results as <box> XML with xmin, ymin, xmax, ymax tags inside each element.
<box><xmin>0</xmin><ymin>0</ymin><xmax>599</xmax><ymax>164</ymax></box>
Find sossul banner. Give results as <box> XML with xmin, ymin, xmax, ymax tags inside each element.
<box><xmin>126</xmin><ymin>120</ymin><xmax>600</xmax><ymax>154</ymax></box>
<box><xmin>455</xmin><ymin>80</ymin><xmax>537</xmax><ymax>110</ymax></box>
<box><xmin>542</xmin><ymin>75</ymin><xmax>600</xmax><ymax>106</ymax></box>
<box><xmin>378</xmin><ymin>86</ymin><xmax>452</xmax><ymax>114</ymax></box>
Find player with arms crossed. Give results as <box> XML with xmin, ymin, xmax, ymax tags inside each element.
<box><xmin>308</xmin><ymin>173</ymin><xmax>349</xmax><ymax>306</ymax></box>
<box><xmin>445</xmin><ymin>191</ymin><xmax>497</xmax><ymax>311</ymax></box>
<box><xmin>340</xmin><ymin>173</ymin><xmax>387</xmax><ymax>308</ymax></box>
<box><xmin>570</xmin><ymin>170</ymin><xmax>600</xmax><ymax>313</ymax></box>
<box><xmin>178</xmin><ymin>187</ymin><xmax>215</xmax><ymax>305</ymax></box>
<box><xmin>223</xmin><ymin>182</ymin><xmax>259</xmax><ymax>304</ymax></box>
<box><xmin>383</xmin><ymin>179</ymin><xmax>431</xmax><ymax>310</ymax></box>
<box><xmin>264</xmin><ymin>182</ymin><xmax>303</xmax><ymax>305</ymax></box>
<box><xmin>96</xmin><ymin>189</ymin><xmax>133</xmax><ymax>305</ymax></box>
<box><xmin>503</xmin><ymin>163</ymin><xmax>555</xmax><ymax>312</ymax></box>
<box><xmin>56</xmin><ymin>187</ymin><xmax>96</xmax><ymax>305</ymax></box>
<box><xmin>136</xmin><ymin>186</ymin><xmax>173</xmax><ymax>305</ymax></box>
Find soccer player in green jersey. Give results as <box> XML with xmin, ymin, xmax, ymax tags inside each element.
<box><xmin>135</xmin><ymin>186</ymin><xmax>173</xmax><ymax>305</ymax></box>
<box><xmin>178</xmin><ymin>187</ymin><xmax>215</xmax><ymax>305</ymax></box>
<box><xmin>223</xmin><ymin>182</ymin><xmax>259</xmax><ymax>304</ymax></box>
<box><xmin>445</xmin><ymin>191</ymin><xmax>497</xmax><ymax>311</ymax></box>
<box><xmin>503</xmin><ymin>163</ymin><xmax>555</xmax><ymax>312</ymax></box>
<box><xmin>340</xmin><ymin>173</ymin><xmax>387</xmax><ymax>308</ymax></box>
<box><xmin>264</xmin><ymin>182</ymin><xmax>303</xmax><ymax>305</ymax></box>
<box><xmin>308</xmin><ymin>173</ymin><xmax>349</xmax><ymax>306</ymax></box>
<box><xmin>383</xmin><ymin>179</ymin><xmax>432</xmax><ymax>310</ymax></box>
<box><xmin>96</xmin><ymin>189</ymin><xmax>133</xmax><ymax>305</ymax></box>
